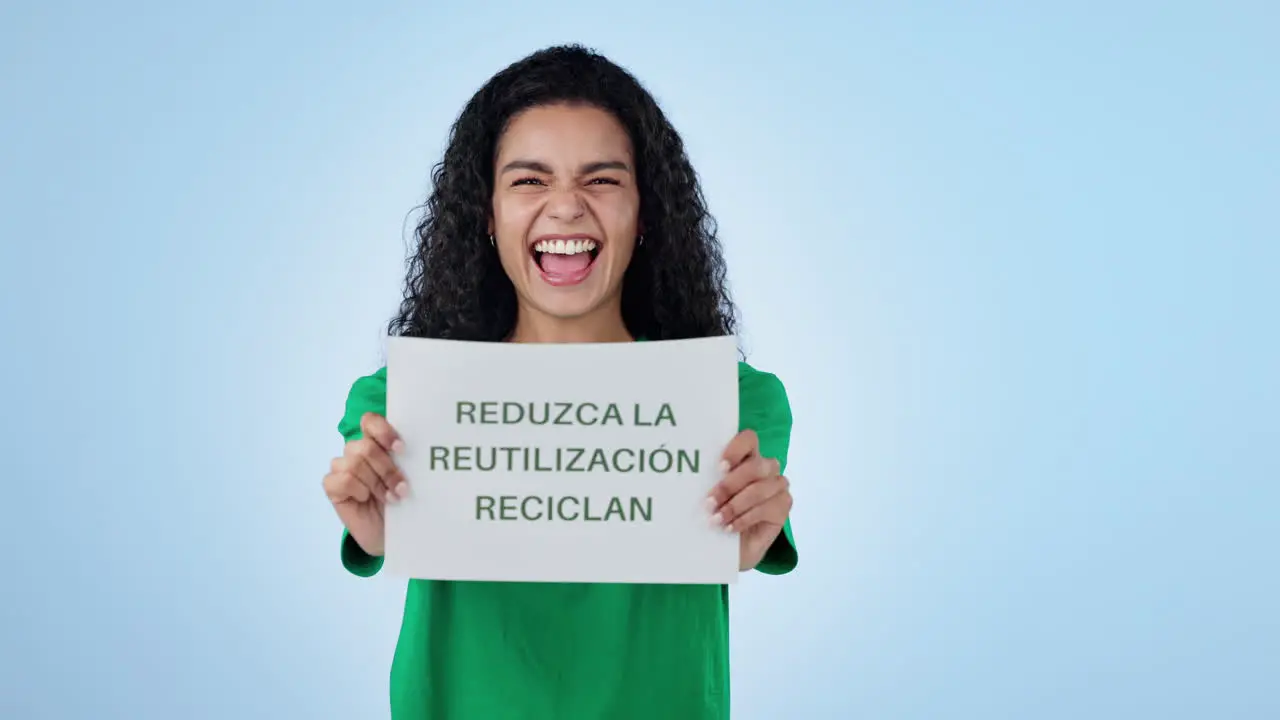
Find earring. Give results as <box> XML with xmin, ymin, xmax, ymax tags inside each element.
<box><xmin>489</xmin><ymin>234</ymin><xmax>495</xmax><ymax>247</ymax></box>
<box><xmin>638</xmin><ymin>234</ymin><xmax>645</xmax><ymax>247</ymax></box>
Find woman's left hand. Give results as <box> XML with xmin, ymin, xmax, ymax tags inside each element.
<box><xmin>707</xmin><ymin>429</ymin><xmax>793</xmax><ymax>571</ymax></box>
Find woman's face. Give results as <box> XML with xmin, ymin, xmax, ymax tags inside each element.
<box><xmin>491</xmin><ymin>103</ymin><xmax>640</xmax><ymax>327</ymax></box>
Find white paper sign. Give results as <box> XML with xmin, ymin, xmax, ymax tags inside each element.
<box><xmin>383</xmin><ymin>335</ymin><xmax>740</xmax><ymax>585</ymax></box>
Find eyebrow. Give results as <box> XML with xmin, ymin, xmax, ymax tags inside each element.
<box><xmin>499</xmin><ymin>159</ymin><xmax>632</xmax><ymax>175</ymax></box>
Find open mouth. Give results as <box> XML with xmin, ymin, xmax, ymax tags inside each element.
<box><xmin>531</xmin><ymin>236</ymin><xmax>601</xmax><ymax>286</ymax></box>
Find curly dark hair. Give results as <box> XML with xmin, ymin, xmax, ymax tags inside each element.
<box><xmin>387</xmin><ymin>44</ymin><xmax>739</xmax><ymax>343</ymax></box>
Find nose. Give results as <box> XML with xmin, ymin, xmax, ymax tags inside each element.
<box><xmin>545</xmin><ymin>185</ymin><xmax>586</xmax><ymax>221</ymax></box>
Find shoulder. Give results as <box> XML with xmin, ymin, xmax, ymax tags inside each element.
<box><xmin>737</xmin><ymin>360</ymin><xmax>791</xmax><ymax>424</ymax></box>
<box><xmin>336</xmin><ymin>366</ymin><xmax>387</xmax><ymax>441</ymax></box>
<box><xmin>736</xmin><ymin>360</ymin><xmax>794</xmax><ymax>469</ymax></box>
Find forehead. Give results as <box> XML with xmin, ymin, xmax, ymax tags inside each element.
<box><xmin>496</xmin><ymin>104</ymin><xmax>633</xmax><ymax>163</ymax></box>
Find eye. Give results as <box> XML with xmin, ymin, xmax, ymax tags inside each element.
<box><xmin>511</xmin><ymin>176</ymin><xmax>545</xmax><ymax>187</ymax></box>
<box><xmin>587</xmin><ymin>177</ymin><xmax>621</xmax><ymax>186</ymax></box>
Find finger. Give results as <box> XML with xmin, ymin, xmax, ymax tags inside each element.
<box><xmin>367</xmin><ymin>452</ymin><xmax>410</xmax><ymax>502</ymax></box>
<box><xmin>727</xmin><ymin>483</ymin><xmax>793</xmax><ymax>533</ymax></box>
<box><xmin>707</xmin><ymin>455</ymin><xmax>779</xmax><ymax>510</ymax></box>
<box><xmin>356</xmin><ymin>452</ymin><xmax>405</xmax><ymax>504</ymax></box>
<box><xmin>719</xmin><ymin>429</ymin><xmax>760</xmax><ymax>472</ymax></box>
<box><xmin>323</xmin><ymin>466</ymin><xmax>372</xmax><ymax>504</ymax></box>
<box><xmin>334</xmin><ymin>451</ymin><xmax>391</xmax><ymax>503</ymax></box>
<box><xmin>348</xmin><ymin>438</ymin><xmax>408</xmax><ymax>502</ymax></box>
<box><xmin>714</xmin><ymin>474</ymin><xmax>789</xmax><ymax>530</ymax></box>
<box><xmin>354</xmin><ymin>437</ymin><xmax>406</xmax><ymax>490</ymax></box>
<box><xmin>360</xmin><ymin>412</ymin><xmax>405</xmax><ymax>454</ymax></box>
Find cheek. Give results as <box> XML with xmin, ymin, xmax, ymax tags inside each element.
<box><xmin>595</xmin><ymin>196</ymin><xmax>640</xmax><ymax>238</ymax></box>
<box><xmin>491</xmin><ymin>195</ymin><xmax>519</xmax><ymax>231</ymax></box>
<box><xmin>492</xmin><ymin>198</ymin><xmax>534</xmax><ymax>238</ymax></box>
<box><xmin>489</xmin><ymin>203</ymin><xmax>524</xmax><ymax>268</ymax></box>
<box><xmin>496</xmin><ymin>235</ymin><xmax>530</xmax><ymax>274</ymax></box>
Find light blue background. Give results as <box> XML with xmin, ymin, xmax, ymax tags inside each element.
<box><xmin>2</xmin><ymin>2</ymin><xmax>1276</xmax><ymax>718</ymax></box>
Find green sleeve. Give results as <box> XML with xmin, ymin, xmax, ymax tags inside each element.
<box><xmin>336</xmin><ymin>367</ymin><xmax>389</xmax><ymax>578</ymax></box>
<box><xmin>737</xmin><ymin>363</ymin><xmax>799</xmax><ymax>575</ymax></box>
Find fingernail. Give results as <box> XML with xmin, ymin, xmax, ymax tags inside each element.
<box><xmin>718</xmin><ymin>460</ymin><xmax>730</xmax><ymax>475</ymax></box>
<box><xmin>392</xmin><ymin>439</ymin><xmax>406</xmax><ymax>454</ymax></box>
<box><xmin>385</xmin><ymin>491</ymin><xmax>398</xmax><ymax>505</ymax></box>
<box><xmin>710</xmin><ymin>512</ymin><xmax>724</xmax><ymax>527</ymax></box>
<box><xmin>704</xmin><ymin>497</ymin><xmax>718</xmax><ymax>514</ymax></box>
<box><xmin>394</xmin><ymin>483</ymin><xmax>410</xmax><ymax>499</ymax></box>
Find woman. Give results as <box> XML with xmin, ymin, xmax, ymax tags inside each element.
<box><xmin>322</xmin><ymin>44</ymin><xmax>797</xmax><ymax>719</ymax></box>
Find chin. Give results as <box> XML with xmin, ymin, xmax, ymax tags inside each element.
<box><xmin>525</xmin><ymin>292</ymin><xmax>610</xmax><ymax>321</ymax></box>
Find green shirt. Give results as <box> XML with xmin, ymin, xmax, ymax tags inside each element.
<box><xmin>337</xmin><ymin>360</ymin><xmax>797</xmax><ymax>720</ymax></box>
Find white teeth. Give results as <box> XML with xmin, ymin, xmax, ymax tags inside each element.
<box><xmin>533</xmin><ymin>239</ymin><xmax>598</xmax><ymax>254</ymax></box>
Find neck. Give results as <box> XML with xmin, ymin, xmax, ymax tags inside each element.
<box><xmin>508</xmin><ymin>305</ymin><xmax>633</xmax><ymax>344</ymax></box>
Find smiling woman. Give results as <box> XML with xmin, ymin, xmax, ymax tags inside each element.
<box><xmin>491</xmin><ymin>104</ymin><xmax>640</xmax><ymax>327</ymax></box>
<box><xmin>380</xmin><ymin>45</ymin><xmax>740</xmax><ymax>348</ymax></box>
<box><xmin>493</xmin><ymin>120</ymin><xmax>638</xmax><ymax>313</ymax></box>
<box><xmin>321</xmin><ymin>44</ymin><xmax>798</xmax><ymax>720</ymax></box>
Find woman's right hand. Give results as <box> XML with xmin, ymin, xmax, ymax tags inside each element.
<box><xmin>323</xmin><ymin>412</ymin><xmax>409</xmax><ymax>557</ymax></box>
